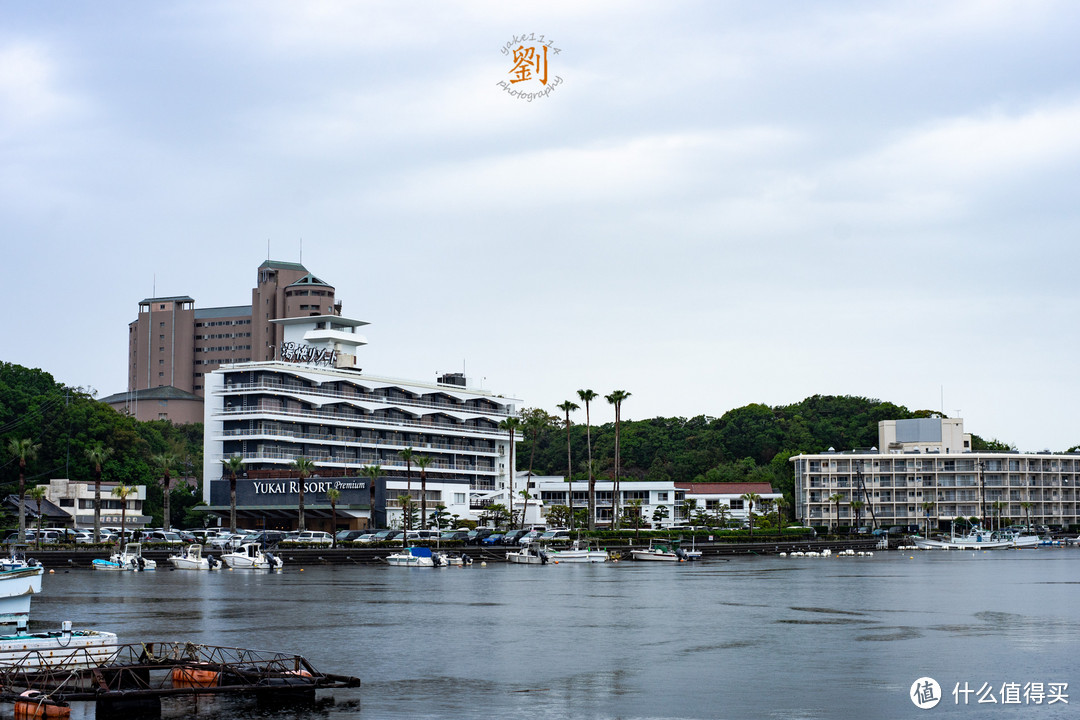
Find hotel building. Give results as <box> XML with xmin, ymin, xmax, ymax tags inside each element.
<box><xmin>201</xmin><ymin>312</ymin><xmax>520</xmax><ymax>531</ymax></box>
<box><xmin>102</xmin><ymin>260</ymin><xmax>338</xmax><ymax>423</ymax></box>
<box><xmin>791</xmin><ymin>417</ymin><xmax>1080</xmax><ymax>530</ymax></box>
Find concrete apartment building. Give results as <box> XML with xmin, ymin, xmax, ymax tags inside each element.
<box><xmin>791</xmin><ymin>417</ymin><xmax>1080</xmax><ymax>530</ymax></box>
<box><xmin>102</xmin><ymin>260</ymin><xmax>337</xmax><ymax>423</ymax></box>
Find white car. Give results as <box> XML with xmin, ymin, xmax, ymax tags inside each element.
<box><xmin>291</xmin><ymin>531</ymin><xmax>333</xmax><ymax>545</ymax></box>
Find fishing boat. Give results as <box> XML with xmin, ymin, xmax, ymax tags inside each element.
<box><xmin>0</xmin><ymin>621</ymin><xmax>119</xmax><ymax>670</ymax></box>
<box><xmin>385</xmin><ymin>547</ymin><xmax>438</xmax><ymax>567</ymax></box>
<box><xmin>0</xmin><ymin>560</ymin><xmax>44</xmax><ymax>625</ymax></box>
<box><xmin>506</xmin><ymin>543</ymin><xmax>549</xmax><ymax>565</ymax></box>
<box><xmin>546</xmin><ymin>541</ymin><xmax>609</xmax><ymax>563</ymax></box>
<box><xmin>913</xmin><ymin>523</ymin><xmax>1012</xmax><ymax>551</ymax></box>
<box><xmin>220</xmin><ymin>542</ymin><xmax>283</xmax><ymax>570</ymax></box>
<box><xmin>630</xmin><ymin>540</ymin><xmax>692</xmax><ymax>562</ymax></box>
<box><xmin>167</xmin><ymin>544</ymin><xmax>220</xmax><ymax>570</ymax></box>
<box><xmin>92</xmin><ymin>542</ymin><xmax>157</xmax><ymax>571</ymax></box>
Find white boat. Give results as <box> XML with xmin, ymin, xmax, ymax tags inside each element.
<box><xmin>630</xmin><ymin>541</ymin><xmax>694</xmax><ymax>562</ymax></box>
<box><xmin>0</xmin><ymin>621</ymin><xmax>119</xmax><ymax>670</ymax></box>
<box><xmin>506</xmin><ymin>543</ymin><xmax>550</xmax><ymax>565</ymax></box>
<box><xmin>913</xmin><ymin>524</ymin><xmax>1012</xmax><ymax>551</ymax></box>
<box><xmin>220</xmin><ymin>543</ymin><xmax>283</xmax><ymax>570</ymax></box>
<box><xmin>0</xmin><ymin>563</ymin><xmax>44</xmax><ymax>625</ymax></box>
<box><xmin>386</xmin><ymin>547</ymin><xmax>437</xmax><ymax>567</ymax></box>
<box><xmin>547</xmin><ymin>541</ymin><xmax>609</xmax><ymax>563</ymax></box>
<box><xmin>92</xmin><ymin>542</ymin><xmax>157</xmax><ymax>571</ymax></box>
<box><xmin>167</xmin><ymin>544</ymin><xmax>221</xmax><ymax>570</ymax></box>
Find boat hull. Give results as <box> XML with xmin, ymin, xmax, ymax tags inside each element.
<box><xmin>913</xmin><ymin>538</ymin><xmax>1013</xmax><ymax>550</ymax></box>
<box><xmin>630</xmin><ymin>550</ymin><xmax>681</xmax><ymax>561</ymax></box>
<box><xmin>0</xmin><ymin>566</ymin><xmax>44</xmax><ymax>624</ymax></box>
<box><xmin>548</xmin><ymin>550</ymin><xmax>608</xmax><ymax>563</ymax></box>
<box><xmin>0</xmin><ymin>630</ymin><xmax>120</xmax><ymax>670</ymax></box>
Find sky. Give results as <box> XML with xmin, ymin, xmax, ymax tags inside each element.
<box><xmin>2</xmin><ymin>1</ymin><xmax>1079</xmax><ymax>453</ymax></box>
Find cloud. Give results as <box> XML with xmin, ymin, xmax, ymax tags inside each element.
<box><xmin>0</xmin><ymin>41</ymin><xmax>77</xmax><ymax>136</ymax></box>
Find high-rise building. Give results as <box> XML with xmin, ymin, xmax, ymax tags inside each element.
<box><xmin>101</xmin><ymin>260</ymin><xmax>337</xmax><ymax>422</ymax></box>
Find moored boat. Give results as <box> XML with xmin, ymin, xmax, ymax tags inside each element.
<box><xmin>220</xmin><ymin>543</ymin><xmax>283</xmax><ymax>570</ymax></box>
<box><xmin>0</xmin><ymin>621</ymin><xmax>119</xmax><ymax>670</ymax></box>
<box><xmin>630</xmin><ymin>540</ymin><xmax>692</xmax><ymax>562</ymax></box>
<box><xmin>386</xmin><ymin>547</ymin><xmax>437</xmax><ymax>567</ymax></box>
<box><xmin>92</xmin><ymin>542</ymin><xmax>157</xmax><ymax>571</ymax></box>
<box><xmin>546</xmin><ymin>541</ymin><xmax>609</xmax><ymax>563</ymax></box>
<box><xmin>167</xmin><ymin>544</ymin><xmax>220</xmax><ymax>570</ymax></box>
<box><xmin>0</xmin><ymin>563</ymin><xmax>44</xmax><ymax>625</ymax></box>
<box><xmin>506</xmin><ymin>543</ymin><xmax>549</xmax><ymax>565</ymax></box>
<box><xmin>913</xmin><ymin>524</ymin><xmax>1012</xmax><ymax>551</ymax></box>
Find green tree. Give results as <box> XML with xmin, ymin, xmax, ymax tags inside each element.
<box><xmin>577</xmin><ymin>389</ymin><xmax>599</xmax><ymax>530</ymax></box>
<box><xmin>605</xmin><ymin>390</ymin><xmax>631</xmax><ymax>528</ymax></box>
<box><xmin>827</xmin><ymin>493</ymin><xmax>845</xmax><ymax>531</ymax></box>
<box><xmin>85</xmin><ymin>443</ymin><xmax>114</xmax><ymax>543</ymax></box>
<box><xmin>849</xmin><ymin>499</ymin><xmax>864</xmax><ymax>530</ymax></box>
<box><xmin>111</xmin><ymin>482</ymin><xmax>137</xmax><ymax>545</ymax></box>
<box><xmin>291</xmin><ymin>457</ymin><xmax>316</xmax><ymax>532</ymax></box>
<box><xmin>28</xmin><ymin>485</ymin><xmax>47</xmax><ymax>550</ymax></box>
<box><xmin>414</xmin><ymin>455</ymin><xmax>432</xmax><ymax>529</ymax></box>
<box><xmin>518</xmin><ymin>488</ymin><xmax>533</xmax><ymax>527</ymax></box>
<box><xmin>651</xmin><ymin>504</ymin><xmax>670</xmax><ymax>528</ymax></box>
<box><xmin>741</xmin><ymin>492</ymin><xmax>761</xmax><ymax>537</ymax></box>
<box><xmin>397</xmin><ymin>495</ymin><xmax>415</xmax><ymax>539</ymax></box>
<box><xmin>398</xmin><ymin>448</ymin><xmax>415</xmax><ymax>531</ymax></box>
<box><xmin>498</xmin><ymin>418</ymin><xmax>521</xmax><ymax>528</ymax></box>
<box><xmin>556</xmin><ymin>401</ymin><xmax>579</xmax><ymax>530</ymax></box>
<box><xmin>222</xmin><ymin>455</ymin><xmax>244</xmax><ymax>533</ymax></box>
<box><xmin>1020</xmin><ymin>501</ymin><xmax>1033</xmax><ymax>531</ymax></box>
<box><xmin>682</xmin><ymin>498</ymin><xmax>697</xmax><ymax>526</ymax></box>
<box><xmin>546</xmin><ymin>504</ymin><xmax>572</xmax><ymax>528</ymax></box>
<box><xmin>921</xmin><ymin>500</ymin><xmax>935</xmax><ymax>536</ymax></box>
<box><xmin>361</xmin><ymin>464</ymin><xmax>381</xmax><ymax>530</ymax></box>
<box><xmin>624</xmin><ymin>498</ymin><xmax>645</xmax><ymax>538</ymax></box>
<box><xmin>7</xmin><ymin>438</ymin><xmax>40</xmax><ymax>537</ymax></box>
<box><xmin>151</xmin><ymin>452</ymin><xmax>178</xmax><ymax>532</ymax></box>
<box><xmin>480</xmin><ymin>502</ymin><xmax>509</xmax><ymax>528</ymax></box>
<box><xmin>326</xmin><ymin>487</ymin><xmax>341</xmax><ymax>546</ymax></box>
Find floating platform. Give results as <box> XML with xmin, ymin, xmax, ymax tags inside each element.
<box><xmin>0</xmin><ymin>641</ymin><xmax>360</xmax><ymax>718</ymax></box>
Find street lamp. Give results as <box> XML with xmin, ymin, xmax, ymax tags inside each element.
<box><xmin>978</xmin><ymin>460</ymin><xmax>986</xmax><ymax>529</ymax></box>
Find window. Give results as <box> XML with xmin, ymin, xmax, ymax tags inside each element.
<box><xmin>454</xmin><ymin>493</ymin><xmax>466</xmax><ymax>504</ymax></box>
<box><xmin>657</xmin><ymin>492</ymin><xmax>668</xmax><ymax>501</ymax></box>
<box><xmin>159</xmin><ymin>321</ymin><xmax>165</xmax><ymax>327</ymax></box>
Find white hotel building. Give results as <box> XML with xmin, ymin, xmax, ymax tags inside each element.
<box><xmin>201</xmin><ymin>312</ymin><xmax>520</xmax><ymax>531</ymax></box>
<box><xmin>791</xmin><ymin>417</ymin><xmax>1080</xmax><ymax>530</ymax></box>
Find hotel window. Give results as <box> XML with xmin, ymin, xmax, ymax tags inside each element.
<box><xmin>159</xmin><ymin>321</ymin><xmax>165</xmax><ymax>327</ymax></box>
<box><xmin>657</xmin><ymin>492</ymin><xmax>668</xmax><ymax>502</ymax></box>
<box><xmin>454</xmin><ymin>493</ymin><xmax>466</xmax><ymax>504</ymax></box>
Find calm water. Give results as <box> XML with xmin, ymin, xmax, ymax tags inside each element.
<box><xmin>29</xmin><ymin>550</ymin><xmax>1080</xmax><ymax>720</ymax></box>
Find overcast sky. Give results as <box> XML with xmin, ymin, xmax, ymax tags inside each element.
<box><xmin>3</xmin><ymin>1</ymin><xmax>1079</xmax><ymax>452</ymax></box>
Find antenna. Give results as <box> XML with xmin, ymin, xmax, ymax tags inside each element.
<box><xmin>300</xmin><ymin>237</ymin><xmax>303</xmax><ymax>265</ymax></box>
<box><xmin>153</xmin><ymin>273</ymin><xmax>156</xmax><ymax>298</ymax></box>
<box><xmin>267</xmin><ymin>238</ymin><xmax>271</xmax><ymax>261</ymax></box>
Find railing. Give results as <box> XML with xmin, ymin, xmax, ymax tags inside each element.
<box><xmin>221</xmin><ymin>426</ymin><xmax>497</xmax><ymax>454</ymax></box>
<box><xmin>222</xmin><ymin>381</ymin><xmax>513</xmax><ymax>417</ymax></box>
<box><xmin>232</xmin><ymin>448</ymin><xmax>495</xmax><ymax>473</ymax></box>
<box><xmin>216</xmin><ymin>405</ymin><xmax>510</xmax><ymax>439</ymax></box>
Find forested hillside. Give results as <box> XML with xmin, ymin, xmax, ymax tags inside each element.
<box><xmin>0</xmin><ymin>362</ymin><xmax>203</xmax><ymax>527</ymax></box>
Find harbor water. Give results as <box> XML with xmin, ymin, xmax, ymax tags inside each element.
<box><xmin>30</xmin><ymin>550</ymin><xmax>1080</xmax><ymax>719</ymax></box>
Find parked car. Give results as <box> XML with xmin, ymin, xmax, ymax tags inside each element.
<box><xmin>209</xmin><ymin>533</ymin><xmax>246</xmax><ymax>550</ymax></box>
<box><xmin>501</xmin><ymin>529</ymin><xmax>530</xmax><ymax>544</ymax></box>
<box><xmin>142</xmin><ymin>530</ymin><xmax>183</xmax><ymax>543</ymax></box>
<box><xmin>439</xmin><ymin>530</ymin><xmax>469</xmax><ymax>542</ymax></box>
<box><xmin>518</xmin><ymin>530</ymin><xmax>544</xmax><ymax>545</ymax></box>
<box><xmin>335</xmin><ymin>530</ymin><xmax>367</xmax><ymax>543</ymax></box>
<box><xmin>538</xmin><ymin>529</ymin><xmax>571</xmax><ymax>543</ymax></box>
<box><xmin>289</xmin><ymin>531</ymin><xmax>333</xmax><ymax>545</ymax></box>
<box><xmin>175</xmin><ymin>530</ymin><xmax>197</xmax><ymax>543</ymax></box>
<box><xmin>368</xmin><ymin>529</ymin><xmax>403</xmax><ymax>543</ymax></box>
<box><xmin>405</xmin><ymin>530</ymin><xmax>440</xmax><ymax>541</ymax></box>
<box><xmin>466</xmin><ymin>529</ymin><xmax>495</xmax><ymax>545</ymax></box>
<box><xmin>480</xmin><ymin>533</ymin><xmax>504</xmax><ymax>545</ymax></box>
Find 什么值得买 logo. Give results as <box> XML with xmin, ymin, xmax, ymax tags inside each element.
<box><xmin>497</xmin><ymin>33</ymin><xmax>563</xmax><ymax>101</ymax></box>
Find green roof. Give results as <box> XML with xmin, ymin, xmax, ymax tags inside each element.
<box><xmin>287</xmin><ymin>273</ymin><xmax>332</xmax><ymax>288</ymax></box>
<box><xmin>259</xmin><ymin>259</ymin><xmax>308</xmax><ymax>272</ymax></box>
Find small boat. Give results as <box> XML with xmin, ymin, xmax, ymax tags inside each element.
<box><xmin>0</xmin><ymin>621</ymin><xmax>119</xmax><ymax>670</ymax></box>
<box><xmin>220</xmin><ymin>543</ymin><xmax>283</xmax><ymax>570</ymax></box>
<box><xmin>167</xmin><ymin>544</ymin><xmax>220</xmax><ymax>570</ymax></box>
<box><xmin>546</xmin><ymin>540</ymin><xmax>609</xmax><ymax>563</ymax></box>
<box><xmin>93</xmin><ymin>542</ymin><xmax>157</xmax><ymax>571</ymax></box>
<box><xmin>386</xmin><ymin>547</ymin><xmax>437</xmax><ymax>567</ymax></box>
<box><xmin>506</xmin><ymin>543</ymin><xmax>549</xmax><ymax>565</ymax></box>
<box><xmin>912</xmin><ymin>523</ymin><xmax>1013</xmax><ymax>551</ymax></box>
<box><xmin>0</xmin><ymin>558</ymin><xmax>44</xmax><ymax>625</ymax></box>
<box><xmin>630</xmin><ymin>540</ymin><xmax>691</xmax><ymax>562</ymax></box>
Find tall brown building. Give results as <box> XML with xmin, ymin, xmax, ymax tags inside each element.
<box><xmin>102</xmin><ymin>260</ymin><xmax>337</xmax><ymax>423</ymax></box>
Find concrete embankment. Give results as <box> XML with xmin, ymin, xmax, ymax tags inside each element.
<box><xmin>27</xmin><ymin>538</ymin><xmax>886</xmax><ymax>568</ymax></box>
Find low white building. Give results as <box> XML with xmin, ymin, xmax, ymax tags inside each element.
<box><xmin>675</xmin><ymin>482</ymin><xmax>783</xmax><ymax>526</ymax></box>
<box><xmin>41</xmin><ymin>478</ymin><xmax>151</xmax><ymax>532</ymax></box>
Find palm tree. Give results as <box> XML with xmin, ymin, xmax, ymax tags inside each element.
<box><xmin>397</xmin><ymin>494</ymin><xmax>414</xmax><ymax>540</ymax></box>
<box><xmin>1020</xmin><ymin>501</ymin><xmax>1034</xmax><ymax>531</ymax></box>
<box><xmin>605</xmin><ymin>390</ymin><xmax>631</xmax><ymax>529</ymax></box>
<box><xmin>111</xmin><ymin>483</ymin><xmax>137</xmax><ymax>545</ymax></box>
<box><xmin>498</xmin><ymin>418</ymin><xmax>521</xmax><ymax>527</ymax></box>
<box><xmin>740</xmin><ymin>492</ymin><xmax>761</xmax><ymax>537</ymax></box>
<box><xmin>28</xmin><ymin>485</ymin><xmax>47</xmax><ymax>550</ymax></box>
<box><xmin>519</xmin><ymin>488</ymin><xmax>532</xmax><ymax>527</ymax></box>
<box><xmin>222</xmin><ymin>455</ymin><xmax>244</xmax><ymax>533</ymax></box>
<box><xmin>326</xmin><ymin>488</ymin><xmax>341</xmax><ymax>547</ymax></box>
<box><xmin>576</xmin><ymin>389</ymin><xmax>599</xmax><ymax>530</ymax></box>
<box><xmin>291</xmin><ymin>457</ymin><xmax>316</xmax><ymax>532</ymax></box>
<box><xmin>85</xmin><ymin>443</ymin><xmax>114</xmax><ymax>543</ymax></box>
<box><xmin>775</xmin><ymin>496</ymin><xmax>790</xmax><ymax>530</ymax></box>
<box><xmin>361</xmin><ymin>464</ymin><xmax>381</xmax><ymax>530</ymax></box>
<box><xmin>626</xmin><ymin>498</ymin><xmax>644</xmax><ymax>539</ymax></box>
<box><xmin>556</xmin><ymin>401</ymin><xmax>578</xmax><ymax>530</ymax></box>
<box><xmin>8</xmin><ymin>438</ymin><xmax>41</xmax><ymax>538</ymax></box>
<box><xmin>827</xmin><ymin>493</ymin><xmax>845</xmax><ymax>532</ymax></box>
<box><xmin>151</xmin><ymin>452</ymin><xmax>178</xmax><ymax>532</ymax></box>
<box><xmin>414</xmin><ymin>455</ymin><xmax>432</xmax><ymax>529</ymax></box>
<box><xmin>398</xmin><ymin>448</ymin><xmax>415</xmax><ymax>531</ymax></box>
<box><xmin>849</xmin><ymin>499</ymin><xmax>864</xmax><ymax>530</ymax></box>
<box><xmin>992</xmin><ymin>500</ymin><xmax>1006</xmax><ymax>531</ymax></box>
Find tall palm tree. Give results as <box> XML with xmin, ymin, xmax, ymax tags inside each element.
<box><xmin>741</xmin><ymin>492</ymin><xmax>761</xmax><ymax>537</ymax></box>
<box><xmin>398</xmin><ymin>448</ymin><xmax>415</xmax><ymax>531</ymax></box>
<box><xmin>577</xmin><ymin>389</ymin><xmax>598</xmax><ymax>530</ymax></box>
<box><xmin>222</xmin><ymin>455</ymin><xmax>244</xmax><ymax>533</ymax></box>
<box><xmin>414</xmin><ymin>455</ymin><xmax>432</xmax><ymax>529</ymax></box>
<box><xmin>291</xmin><ymin>457</ymin><xmax>316</xmax><ymax>532</ymax></box>
<box><xmin>920</xmin><ymin>500</ymin><xmax>935</xmax><ymax>537</ymax></box>
<box><xmin>605</xmin><ymin>390</ymin><xmax>631</xmax><ymax>528</ymax></box>
<box><xmin>775</xmin><ymin>496</ymin><xmax>790</xmax><ymax>530</ymax></box>
<box><xmin>849</xmin><ymin>499</ymin><xmax>864</xmax><ymax>530</ymax></box>
<box><xmin>111</xmin><ymin>483</ymin><xmax>137</xmax><ymax>545</ymax></box>
<box><xmin>8</xmin><ymin>438</ymin><xmax>41</xmax><ymax>538</ymax></box>
<box><xmin>151</xmin><ymin>452</ymin><xmax>178</xmax><ymax>532</ymax></box>
<box><xmin>28</xmin><ymin>485</ymin><xmax>47</xmax><ymax>550</ymax></box>
<box><xmin>992</xmin><ymin>500</ymin><xmax>1006</xmax><ymax>531</ymax></box>
<box><xmin>498</xmin><ymin>417</ymin><xmax>521</xmax><ymax>528</ymax></box>
<box><xmin>827</xmin><ymin>493</ymin><xmax>845</xmax><ymax>532</ymax></box>
<box><xmin>361</xmin><ymin>464</ymin><xmax>381</xmax><ymax>530</ymax></box>
<box><xmin>1020</xmin><ymin>501</ymin><xmax>1034</xmax><ymax>531</ymax></box>
<box><xmin>85</xmin><ymin>443</ymin><xmax>114</xmax><ymax>543</ymax></box>
<box><xmin>326</xmin><ymin>488</ymin><xmax>341</xmax><ymax>547</ymax></box>
<box><xmin>556</xmin><ymin>401</ymin><xmax>578</xmax><ymax>531</ymax></box>
<box><xmin>519</xmin><ymin>488</ymin><xmax>532</xmax><ymax>527</ymax></box>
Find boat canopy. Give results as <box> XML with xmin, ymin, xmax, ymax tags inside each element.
<box><xmin>409</xmin><ymin>547</ymin><xmax>433</xmax><ymax>558</ymax></box>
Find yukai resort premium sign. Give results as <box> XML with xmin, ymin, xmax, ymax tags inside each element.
<box><xmin>209</xmin><ymin>477</ymin><xmax>367</xmax><ymax>508</ymax></box>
